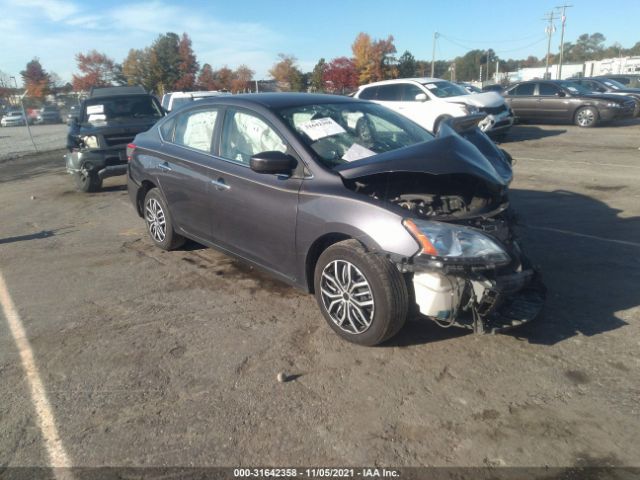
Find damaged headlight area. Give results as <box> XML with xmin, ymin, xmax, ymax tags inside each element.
<box><xmin>81</xmin><ymin>135</ymin><xmax>100</xmax><ymax>149</ymax></box>
<box><xmin>403</xmin><ymin>218</ymin><xmax>510</xmax><ymax>268</ymax></box>
<box><xmin>403</xmin><ymin>218</ymin><xmax>545</xmax><ymax>334</ymax></box>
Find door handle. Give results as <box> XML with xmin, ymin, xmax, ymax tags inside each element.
<box><xmin>211</xmin><ymin>178</ymin><xmax>230</xmax><ymax>191</ymax></box>
<box><xmin>158</xmin><ymin>162</ymin><xmax>172</xmax><ymax>171</ymax></box>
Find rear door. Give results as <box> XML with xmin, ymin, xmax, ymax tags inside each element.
<box><xmin>207</xmin><ymin>107</ymin><xmax>302</xmax><ymax>279</ymax></box>
<box><xmin>504</xmin><ymin>83</ymin><xmax>537</xmax><ymax>120</ymax></box>
<box><xmin>155</xmin><ymin>106</ymin><xmax>221</xmax><ymax>242</ymax></box>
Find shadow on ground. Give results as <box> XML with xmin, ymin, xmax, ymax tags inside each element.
<box><xmin>502</xmin><ymin>125</ymin><xmax>567</xmax><ymax>143</ymax></box>
<box><xmin>505</xmin><ymin>188</ymin><xmax>639</xmax><ymax>345</ymax></box>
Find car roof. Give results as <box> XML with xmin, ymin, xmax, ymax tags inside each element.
<box><xmin>358</xmin><ymin>78</ymin><xmax>443</xmax><ymax>88</ymax></box>
<box><xmin>185</xmin><ymin>92</ymin><xmax>362</xmax><ymax>109</ymax></box>
<box><xmin>89</xmin><ymin>85</ymin><xmax>147</xmax><ymax>98</ymax></box>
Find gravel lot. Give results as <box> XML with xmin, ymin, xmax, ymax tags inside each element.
<box><xmin>0</xmin><ymin>120</ymin><xmax>639</xmax><ymax>471</ymax></box>
<box><xmin>0</xmin><ymin>123</ymin><xmax>68</xmax><ymax>161</ymax></box>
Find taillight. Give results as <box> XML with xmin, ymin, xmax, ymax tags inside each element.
<box><xmin>126</xmin><ymin>143</ymin><xmax>136</xmax><ymax>162</ymax></box>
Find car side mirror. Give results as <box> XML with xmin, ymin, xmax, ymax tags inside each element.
<box><xmin>415</xmin><ymin>93</ymin><xmax>428</xmax><ymax>102</ymax></box>
<box><xmin>250</xmin><ymin>151</ymin><xmax>297</xmax><ymax>174</ymax></box>
<box><xmin>556</xmin><ymin>91</ymin><xmax>566</xmax><ymax>97</ymax></box>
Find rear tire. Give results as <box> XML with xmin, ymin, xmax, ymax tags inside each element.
<box><xmin>314</xmin><ymin>240</ymin><xmax>408</xmax><ymax>346</ymax></box>
<box><xmin>143</xmin><ymin>188</ymin><xmax>185</xmax><ymax>251</ymax></box>
<box><xmin>574</xmin><ymin>106</ymin><xmax>598</xmax><ymax>128</ymax></box>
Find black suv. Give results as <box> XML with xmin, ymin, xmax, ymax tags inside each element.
<box><xmin>65</xmin><ymin>86</ymin><xmax>164</xmax><ymax>192</ymax></box>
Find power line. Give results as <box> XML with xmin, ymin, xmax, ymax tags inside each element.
<box><xmin>441</xmin><ymin>32</ymin><xmax>543</xmax><ymax>45</ymax></box>
<box><xmin>439</xmin><ymin>34</ymin><xmax>547</xmax><ymax>56</ymax></box>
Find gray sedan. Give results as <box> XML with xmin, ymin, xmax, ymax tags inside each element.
<box><xmin>127</xmin><ymin>93</ymin><xmax>543</xmax><ymax>345</ymax></box>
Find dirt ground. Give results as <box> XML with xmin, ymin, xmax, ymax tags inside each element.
<box><xmin>0</xmin><ymin>120</ymin><xmax>639</xmax><ymax>470</ymax></box>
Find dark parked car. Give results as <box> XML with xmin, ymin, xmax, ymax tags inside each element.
<box><xmin>128</xmin><ymin>93</ymin><xmax>544</xmax><ymax>346</ymax></box>
<box><xmin>482</xmin><ymin>84</ymin><xmax>505</xmax><ymax>94</ymax></box>
<box><xmin>504</xmin><ymin>80</ymin><xmax>636</xmax><ymax>127</ymax></box>
<box><xmin>66</xmin><ymin>104</ymin><xmax>80</xmax><ymax>125</ymax></box>
<box><xmin>66</xmin><ymin>86</ymin><xmax>164</xmax><ymax>192</ymax></box>
<box><xmin>569</xmin><ymin>77</ymin><xmax>640</xmax><ymax>116</ymax></box>
<box><xmin>34</xmin><ymin>105</ymin><xmax>63</xmax><ymax>124</ymax></box>
<box><xmin>596</xmin><ymin>74</ymin><xmax>640</xmax><ymax>88</ymax></box>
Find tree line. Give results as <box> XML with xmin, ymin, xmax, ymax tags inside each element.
<box><xmin>5</xmin><ymin>30</ymin><xmax>640</xmax><ymax>102</ymax></box>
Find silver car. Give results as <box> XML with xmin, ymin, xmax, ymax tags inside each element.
<box><xmin>127</xmin><ymin>93</ymin><xmax>544</xmax><ymax>345</ymax></box>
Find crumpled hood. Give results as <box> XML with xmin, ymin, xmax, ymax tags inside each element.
<box><xmin>335</xmin><ymin>132</ymin><xmax>512</xmax><ymax>187</ymax></box>
<box><xmin>78</xmin><ymin>118</ymin><xmax>158</xmax><ymax>136</ymax></box>
<box><xmin>443</xmin><ymin>91</ymin><xmax>505</xmax><ymax>108</ymax></box>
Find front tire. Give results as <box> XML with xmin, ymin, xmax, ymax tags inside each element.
<box><xmin>74</xmin><ymin>168</ymin><xmax>102</xmax><ymax>192</ymax></box>
<box><xmin>574</xmin><ymin>106</ymin><xmax>598</xmax><ymax>128</ymax></box>
<box><xmin>143</xmin><ymin>189</ymin><xmax>185</xmax><ymax>251</ymax></box>
<box><xmin>314</xmin><ymin>240</ymin><xmax>408</xmax><ymax>346</ymax></box>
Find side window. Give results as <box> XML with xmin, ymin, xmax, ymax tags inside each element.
<box><xmin>358</xmin><ymin>86</ymin><xmax>378</xmax><ymax>100</ymax></box>
<box><xmin>511</xmin><ymin>83</ymin><xmax>535</xmax><ymax>96</ymax></box>
<box><xmin>538</xmin><ymin>83</ymin><xmax>560</xmax><ymax>96</ymax></box>
<box><xmin>401</xmin><ymin>84</ymin><xmax>425</xmax><ymax>101</ymax></box>
<box><xmin>174</xmin><ymin>108</ymin><xmax>218</xmax><ymax>153</ymax></box>
<box><xmin>376</xmin><ymin>84</ymin><xmax>403</xmax><ymax>101</ymax></box>
<box><xmin>159</xmin><ymin>117</ymin><xmax>176</xmax><ymax>142</ymax></box>
<box><xmin>220</xmin><ymin>110</ymin><xmax>287</xmax><ymax>165</ymax></box>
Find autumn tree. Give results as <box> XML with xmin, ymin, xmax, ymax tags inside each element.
<box><xmin>269</xmin><ymin>54</ymin><xmax>304</xmax><ymax>91</ymax></box>
<box><xmin>174</xmin><ymin>33</ymin><xmax>199</xmax><ymax>91</ymax></box>
<box><xmin>310</xmin><ymin>58</ymin><xmax>326</xmax><ymax>92</ymax></box>
<box><xmin>214</xmin><ymin>66</ymin><xmax>234</xmax><ymax>91</ymax></box>
<box><xmin>231</xmin><ymin>65</ymin><xmax>254</xmax><ymax>92</ymax></box>
<box><xmin>197</xmin><ymin>64</ymin><xmax>218</xmax><ymax>90</ymax></box>
<box><xmin>72</xmin><ymin>50</ymin><xmax>121</xmax><ymax>91</ymax></box>
<box><xmin>122</xmin><ymin>48</ymin><xmax>154</xmax><ymax>91</ymax></box>
<box><xmin>351</xmin><ymin>33</ymin><xmax>397</xmax><ymax>84</ymax></box>
<box><xmin>323</xmin><ymin>57</ymin><xmax>358</xmax><ymax>94</ymax></box>
<box><xmin>20</xmin><ymin>58</ymin><xmax>50</xmax><ymax>98</ymax></box>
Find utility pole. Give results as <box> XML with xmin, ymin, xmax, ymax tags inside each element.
<box><xmin>431</xmin><ymin>32</ymin><xmax>439</xmax><ymax>77</ymax></box>
<box><xmin>543</xmin><ymin>10</ymin><xmax>556</xmax><ymax>80</ymax></box>
<box><xmin>486</xmin><ymin>51</ymin><xmax>491</xmax><ymax>85</ymax></box>
<box><xmin>556</xmin><ymin>4</ymin><xmax>573</xmax><ymax>79</ymax></box>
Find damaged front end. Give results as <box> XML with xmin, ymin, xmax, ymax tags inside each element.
<box><xmin>337</xmin><ymin>120</ymin><xmax>544</xmax><ymax>334</ymax></box>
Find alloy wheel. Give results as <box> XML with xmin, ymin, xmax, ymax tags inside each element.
<box><xmin>320</xmin><ymin>260</ymin><xmax>375</xmax><ymax>334</ymax></box>
<box><xmin>577</xmin><ymin>108</ymin><xmax>595</xmax><ymax>127</ymax></box>
<box><xmin>145</xmin><ymin>198</ymin><xmax>166</xmax><ymax>243</ymax></box>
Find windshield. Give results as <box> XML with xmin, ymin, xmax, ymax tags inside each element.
<box><xmin>83</xmin><ymin>95</ymin><xmax>163</xmax><ymax>123</ymax></box>
<box><xmin>277</xmin><ymin>102</ymin><xmax>433</xmax><ymax>169</ymax></box>
<box><xmin>560</xmin><ymin>82</ymin><xmax>593</xmax><ymax>95</ymax></box>
<box><xmin>600</xmin><ymin>78</ymin><xmax>626</xmax><ymax>90</ymax></box>
<box><xmin>422</xmin><ymin>81</ymin><xmax>469</xmax><ymax>98</ymax></box>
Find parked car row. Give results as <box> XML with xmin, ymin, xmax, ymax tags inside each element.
<box><xmin>0</xmin><ymin>105</ymin><xmax>65</xmax><ymax>126</ymax></box>
<box><xmin>61</xmin><ymin>85</ymin><xmax>545</xmax><ymax>345</ymax></box>
<box><xmin>354</xmin><ymin>78</ymin><xmax>514</xmax><ymax>139</ymax></box>
<box><xmin>503</xmin><ymin>79</ymin><xmax>637</xmax><ymax>127</ymax></box>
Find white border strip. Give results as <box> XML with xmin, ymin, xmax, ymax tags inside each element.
<box><xmin>0</xmin><ymin>271</ymin><xmax>73</xmax><ymax>477</ymax></box>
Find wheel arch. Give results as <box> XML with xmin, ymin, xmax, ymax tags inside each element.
<box><xmin>136</xmin><ymin>179</ymin><xmax>157</xmax><ymax>217</ymax></box>
<box><xmin>305</xmin><ymin>233</ymin><xmax>363</xmax><ymax>293</ymax></box>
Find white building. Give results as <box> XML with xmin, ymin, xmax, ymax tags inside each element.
<box><xmin>584</xmin><ymin>57</ymin><xmax>640</xmax><ymax>76</ymax></box>
<box><xmin>504</xmin><ymin>63</ymin><xmax>584</xmax><ymax>83</ymax></box>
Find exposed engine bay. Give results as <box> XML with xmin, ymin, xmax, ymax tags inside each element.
<box><xmin>346</xmin><ymin>172</ymin><xmax>507</xmax><ymax>220</ymax></box>
<box><xmin>345</xmin><ymin>170</ymin><xmax>543</xmax><ymax>334</ymax></box>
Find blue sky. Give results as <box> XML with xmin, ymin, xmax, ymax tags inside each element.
<box><xmin>1</xmin><ymin>0</ymin><xmax>639</xmax><ymax>83</ymax></box>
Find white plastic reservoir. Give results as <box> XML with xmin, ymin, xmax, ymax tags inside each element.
<box><xmin>413</xmin><ymin>272</ymin><xmax>465</xmax><ymax>320</ymax></box>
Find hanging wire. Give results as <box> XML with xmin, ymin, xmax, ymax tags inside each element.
<box><xmin>439</xmin><ymin>34</ymin><xmax>548</xmax><ymax>56</ymax></box>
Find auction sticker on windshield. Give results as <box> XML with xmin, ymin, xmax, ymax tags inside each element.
<box><xmin>299</xmin><ymin>117</ymin><xmax>346</xmax><ymax>141</ymax></box>
<box><xmin>86</xmin><ymin>105</ymin><xmax>104</xmax><ymax>114</ymax></box>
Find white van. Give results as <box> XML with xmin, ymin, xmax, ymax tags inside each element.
<box><xmin>354</xmin><ymin>78</ymin><xmax>513</xmax><ymax>137</ymax></box>
<box><xmin>161</xmin><ymin>91</ymin><xmax>230</xmax><ymax>112</ymax></box>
